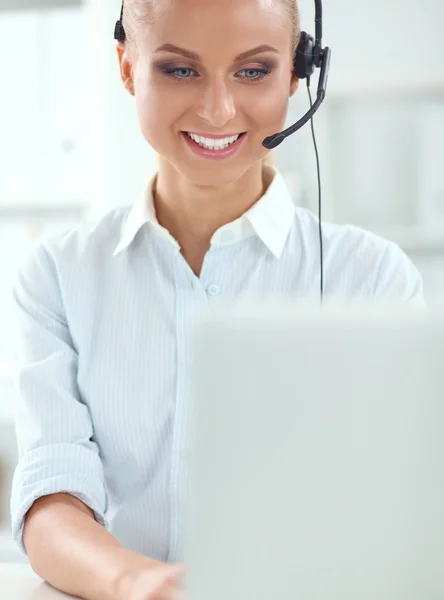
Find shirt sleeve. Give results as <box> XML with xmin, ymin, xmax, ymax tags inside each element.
<box><xmin>10</xmin><ymin>242</ymin><xmax>109</xmax><ymax>556</ymax></box>
<box><xmin>372</xmin><ymin>241</ymin><xmax>426</xmax><ymax>308</ymax></box>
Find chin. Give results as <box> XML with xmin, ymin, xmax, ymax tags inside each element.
<box><xmin>180</xmin><ymin>161</ymin><xmax>256</xmax><ymax>188</ymax></box>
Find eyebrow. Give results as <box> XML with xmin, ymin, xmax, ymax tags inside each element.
<box><xmin>154</xmin><ymin>43</ymin><xmax>280</xmax><ymax>62</ymax></box>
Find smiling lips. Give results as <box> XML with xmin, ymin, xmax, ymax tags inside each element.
<box><xmin>185</xmin><ymin>131</ymin><xmax>243</xmax><ymax>150</ymax></box>
<box><xmin>181</xmin><ymin>129</ymin><xmax>248</xmax><ymax>159</ymax></box>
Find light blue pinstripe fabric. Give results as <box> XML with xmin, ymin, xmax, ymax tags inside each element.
<box><xmin>10</xmin><ymin>165</ymin><xmax>424</xmax><ymax>561</ymax></box>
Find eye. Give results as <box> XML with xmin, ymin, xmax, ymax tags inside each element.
<box><xmin>158</xmin><ymin>65</ymin><xmax>272</xmax><ymax>82</ymax></box>
<box><xmin>237</xmin><ymin>67</ymin><xmax>271</xmax><ymax>81</ymax></box>
<box><xmin>161</xmin><ymin>67</ymin><xmax>198</xmax><ymax>80</ymax></box>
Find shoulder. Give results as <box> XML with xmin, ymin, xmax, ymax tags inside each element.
<box><xmin>14</xmin><ymin>205</ymin><xmax>131</xmax><ymax>294</ymax></box>
<box><xmin>22</xmin><ymin>205</ymin><xmax>130</xmax><ymax>268</ymax></box>
<box><xmin>293</xmin><ymin>208</ymin><xmax>425</xmax><ymax>305</ymax></box>
<box><xmin>48</xmin><ymin>205</ymin><xmax>130</xmax><ymax>261</ymax></box>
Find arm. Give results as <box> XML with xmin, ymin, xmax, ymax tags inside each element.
<box><xmin>23</xmin><ymin>492</ymin><xmax>157</xmax><ymax>600</ymax></box>
<box><xmin>9</xmin><ymin>243</ymin><xmax>159</xmax><ymax>600</ymax></box>
<box><xmin>372</xmin><ymin>242</ymin><xmax>426</xmax><ymax>307</ymax></box>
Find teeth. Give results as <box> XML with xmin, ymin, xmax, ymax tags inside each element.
<box><xmin>186</xmin><ymin>132</ymin><xmax>241</xmax><ymax>150</ymax></box>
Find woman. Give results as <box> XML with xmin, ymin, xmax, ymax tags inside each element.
<box><xmin>10</xmin><ymin>0</ymin><xmax>424</xmax><ymax>599</ymax></box>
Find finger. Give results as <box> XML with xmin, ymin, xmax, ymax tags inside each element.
<box><xmin>167</xmin><ymin>563</ymin><xmax>186</xmax><ymax>575</ymax></box>
<box><xmin>163</xmin><ymin>564</ymin><xmax>186</xmax><ymax>584</ymax></box>
<box><xmin>156</xmin><ymin>581</ymin><xmax>185</xmax><ymax>600</ymax></box>
<box><xmin>171</xmin><ymin>588</ymin><xmax>186</xmax><ymax>600</ymax></box>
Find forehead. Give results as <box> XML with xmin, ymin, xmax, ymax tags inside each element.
<box><xmin>136</xmin><ymin>0</ymin><xmax>291</xmax><ymax>56</ymax></box>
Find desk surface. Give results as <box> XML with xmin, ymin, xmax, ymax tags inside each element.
<box><xmin>0</xmin><ymin>564</ymin><xmax>77</xmax><ymax>599</ymax></box>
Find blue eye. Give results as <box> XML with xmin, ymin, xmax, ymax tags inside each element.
<box><xmin>162</xmin><ymin>67</ymin><xmax>197</xmax><ymax>80</ymax></box>
<box><xmin>238</xmin><ymin>68</ymin><xmax>270</xmax><ymax>81</ymax></box>
<box><xmin>159</xmin><ymin>65</ymin><xmax>271</xmax><ymax>82</ymax></box>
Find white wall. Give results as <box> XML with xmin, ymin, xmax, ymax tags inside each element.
<box><xmin>298</xmin><ymin>0</ymin><xmax>444</xmax><ymax>94</ymax></box>
<box><xmin>82</xmin><ymin>0</ymin><xmax>158</xmax><ymax>218</ymax></box>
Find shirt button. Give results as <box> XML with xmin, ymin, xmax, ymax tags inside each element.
<box><xmin>207</xmin><ymin>283</ymin><xmax>221</xmax><ymax>296</ymax></box>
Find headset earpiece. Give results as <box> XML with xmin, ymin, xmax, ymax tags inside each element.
<box><xmin>293</xmin><ymin>31</ymin><xmax>316</xmax><ymax>80</ymax></box>
<box><xmin>114</xmin><ymin>0</ymin><xmax>126</xmax><ymax>42</ymax></box>
<box><xmin>114</xmin><ymin>19</ymin><xmax>126</xmax><ymax>43</ymax></box>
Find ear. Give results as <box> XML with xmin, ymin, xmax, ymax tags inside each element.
<box><xmin>290</xmin><ymin>71</ymin><xmax>299</xmax><ymax>97</ymax></box>
<box><xmin>116</xmin><ymin>42</ymin><xmax>135</xmax><ymax>96</ymax></box>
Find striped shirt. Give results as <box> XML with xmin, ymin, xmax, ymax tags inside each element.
<box><xmin>10</xmin><ymin>165</ymin><xmax>424</xmax><ymax>561</ymax></box>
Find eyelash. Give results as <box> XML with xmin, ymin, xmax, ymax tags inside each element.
<box><xmin>159</xmin><ymin>66</ymin><xmax>272</xmax><ymax>83</ymax></box>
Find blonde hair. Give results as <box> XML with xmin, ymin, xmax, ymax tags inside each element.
<box><xmin>123</xmin><ymin>0</ymin><xmax>301</xmax><ymax>168</ymax></box>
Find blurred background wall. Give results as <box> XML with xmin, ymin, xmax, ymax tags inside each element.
<box><xmin>0</xmin><ymin>0</ymin><xmax>443</xmax><ymax>561</ymax></box>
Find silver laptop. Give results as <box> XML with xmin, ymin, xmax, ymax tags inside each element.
<box><xmin>186</xmin><ymin>301</ymin><xmax>444</xmax><ymax>600</ymax></box>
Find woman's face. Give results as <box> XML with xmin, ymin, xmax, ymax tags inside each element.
<box><xmin>118</xmin><ymin>0</ymin><xmax>299</xmax><ymax>186</ymax></box>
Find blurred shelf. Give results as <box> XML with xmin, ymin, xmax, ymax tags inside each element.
<box><xmin>0</xmin><ymin>405</ymin><xmax>15</xmax><ymax>427</ymax></box>
<box><xmin>374</xmin><ymin>226</ymin><xmax>444</xmax><ymax>254</ymax></box>
<box><xmin>0</xmin><ymin>528</ymin><xmax>27</xmax><ymax>564</ymax></box>
<box><xmin>0</xmin><ymin>362</ymin><xmax>15</xmax><ymax>427</ymax></box>
<box><xmin>0</xmin><ymin>203</ymin><xmax>84</xmax><ymax>219</ymax></box>
<box><xmin>327</xmin><ymin>79</ymin><xmax>444</xmax><ymax>101</ymax></box>
<box><xmin>0</xmin><ymin>0</ymin><xmax>80</xmax><ymax>10</ymax></box>
<box><xmin>0</xmin><ymin>361</ymin><xmax>15</xmax><ymax>382</ymax></box>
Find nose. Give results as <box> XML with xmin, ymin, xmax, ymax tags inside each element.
<box><xmin>196</xmin><ymin>78</ymin><xmax>236</xmax><ymax>128</ymax></box>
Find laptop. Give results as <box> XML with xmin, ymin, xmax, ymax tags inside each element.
<box><xmin>186</xmin><ymin>301</ymin><xmax>444</xmax><ymax>600</ymax></box>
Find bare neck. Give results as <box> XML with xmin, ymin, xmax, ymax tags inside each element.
<box><xmin>153</xmin><ymin>161</ymin><xmax>272</xmax><ymax>275</ymax></box>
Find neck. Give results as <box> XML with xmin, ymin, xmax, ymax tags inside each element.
<box><xmin>153</xmin><ymin>160</ymin><xmax>273</xmax><ymax>250</ymax></box>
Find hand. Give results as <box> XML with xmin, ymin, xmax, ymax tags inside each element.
<box><xmin>117</xmin><ymin>561</ymin><xmax>186</xmax><ymax>600</ymax></box>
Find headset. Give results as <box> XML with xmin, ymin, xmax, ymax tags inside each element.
<box><xmin>114</xmin><ymin>0</ymin><xmax>331</xmax><ymax>303</ymax></box>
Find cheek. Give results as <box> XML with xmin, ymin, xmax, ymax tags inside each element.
<box><xmin>247</xmin><ymin>82</ymin><xmax>290</xmax><ymax>132</ymax></box>
<box><xmin>133</xmin><ymin>67</ymin><xmax>165</xmax><ymax>137</ymax></box>
<box><xmin>134</xmin><ymin>75</ymin><xmax>161</xmax><ymax>136</ymax></box>
<box><xmin>133</xmin><ymin>72</ymin><xmax>187</xmax><ymax>146</ymax></box>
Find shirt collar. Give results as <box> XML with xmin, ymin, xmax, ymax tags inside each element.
<box><xmin>113</xmin><ymin>173</ymin><xmax>179</xmax><ymax>256</ymax></box>
<box><xmin>113</xmin><ymin>165</ymin><xmax>295</xmax><ymax>259</ymax></box>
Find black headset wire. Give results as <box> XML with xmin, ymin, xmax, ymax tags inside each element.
<box><xmin>314</xmin><ymin>0</ymin><xmax>322</xmax><ymax>49</ymax></box>
<box><xmin>306</xmin><ymin>77</ymin><xmax>324</xmax><ymax>303</ymax></box>
<box><xmin>313</xmin><ymin>0</ymin><xmax>325</xmax><ymax>303</ymax></box>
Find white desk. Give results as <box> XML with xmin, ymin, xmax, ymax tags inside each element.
<box><xmin>0</xmin><ymin>564</ymin><xmax>78</xmax><ymax>599</ymax></box>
